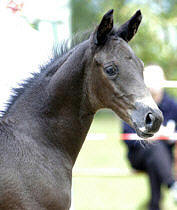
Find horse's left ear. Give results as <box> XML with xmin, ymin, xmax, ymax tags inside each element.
<box><xmin>117</xmin><ymin>10</ymin><xmax>142</xmax><ymax>42</ymax></box>
<box><xmin>94</xmin><ymin>9</ymin><xmax>114</xmax><ymax>45</ymax></box>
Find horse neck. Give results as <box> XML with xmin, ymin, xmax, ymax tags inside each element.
<box><xmin>3</xmin><ymin>40</ymin><xmax>95</xmax><ymax>167</ymax></box>
<box><xmin>45</xmin><ymin>40</ymin><xmax>95</xmax><ymax>165</ymax></box>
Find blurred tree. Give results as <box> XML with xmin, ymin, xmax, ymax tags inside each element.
<box><xmin>71</xmin><ymin>0</ymin><xmax>98</xmax><ymax>34</ymax></box>
<box><xmin>71</xmin><ymin>0</ymin><xmax>177</xmax><ymax>96</ymax></box>
<box><xmin>71</xmin><ymin>0</ymin><xmax>127</xmax><ymax>33</ymax></box>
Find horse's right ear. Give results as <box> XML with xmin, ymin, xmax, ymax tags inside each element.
<box><xmin>93</xmin><ymin>9</ymin><xmax>114</xmax><ymax>46</ymax></box>
<box><xmin>117</xmin><ymin>10</ymin><xmax>142</xmax><ymax>42</ymax></box>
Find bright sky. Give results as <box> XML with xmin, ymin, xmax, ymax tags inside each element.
<box><xmin>0</xmin><ymin>0</ymin><xmax>71</xmax><ymax>112</ymax></box>
<box><xmin>23</xmin><ymin>0</ymin><xmax>71</xmax><ymax>43</ymax></box>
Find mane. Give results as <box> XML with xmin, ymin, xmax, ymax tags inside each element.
<box><xmin>2</xmin><ymin>31</ymin><xmax>91</xmax><ymax>116</ymax></box>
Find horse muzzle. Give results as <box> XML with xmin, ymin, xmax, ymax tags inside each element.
<box><xmin>131</xmin><ymin>102</ymin><xmax>163</xmax><ymax>138</ymax></box>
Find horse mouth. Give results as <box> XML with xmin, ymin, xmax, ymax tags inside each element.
<box><xmin>133</xmin><ymin>123</ymin><xmax>154</xmax><ymax>138</ymax></box>
<box><xmin>135</xmin><ymin>128</ymin><xmax>154</xmax><ymax>138</ymax></box>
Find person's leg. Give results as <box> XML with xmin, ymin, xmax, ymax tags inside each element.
<box><xmin>128</xmin><ymin>147</ymin><xmax>162</xmax><ymax>209</ymax></box>
<box><xmin>145</xmin><ymin>142</ymin><xmax>175</xmax><ymax>210</ymax></box>
<box><xmin>147</xmin><ymin>142</ymin><xmax>175</xmax><ymax>188</ymax></box>
<box><xmin>147</xmin><ymin>167</ymin><xmax>161</xmax><ymax>210</ymax></box>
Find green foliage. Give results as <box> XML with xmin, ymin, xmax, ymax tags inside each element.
<box><xmin>71</xmin><ymin>0</ymin><xmax>177</xmax><ymax>95</ymax></box>
<box><xmin>71</xmin><ymin>0</ymin><xmax>98</xmax><ymax>34</ymax></box>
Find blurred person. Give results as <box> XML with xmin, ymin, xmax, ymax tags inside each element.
<box><xmin>0</xmin><ymin>0</ymin><xmax>51</xmax><ymax>112</ymax></box>
<box><xmin>122</xmin><ymin>65</ymin><xmax>177</xmax><ymax>210</ymax></box>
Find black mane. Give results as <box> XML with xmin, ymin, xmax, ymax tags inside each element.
<box><xmin>2</xmin><ymin>31</ymin><xmax>91</xmax><ymax>116</ymax></box>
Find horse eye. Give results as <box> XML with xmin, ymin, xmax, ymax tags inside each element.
<box><xmin>104</xmin><ymin>65</ymin><xmax>118</xmax><ymax>78</ymax></box>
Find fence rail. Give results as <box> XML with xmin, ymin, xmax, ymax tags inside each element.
<box><xmin>73</xmin><ymin>167</ymin><xmax>142</xmax><ymax>178</ymax></box>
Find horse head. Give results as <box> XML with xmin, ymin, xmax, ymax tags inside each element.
<box><xmin>87</xmin><ymin>9</ymin><xmax>163</xmax><ymax>138</ymax></box>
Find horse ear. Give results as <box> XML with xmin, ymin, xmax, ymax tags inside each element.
<box><xmin>94</xmin><ymin>9</ymin><xmax>114</xmax><ymax>45</ymax></box>
<box><xmin>117</xmin><ymin>10</ymin><xmax>142</xmax><ymax>42</ymax></box>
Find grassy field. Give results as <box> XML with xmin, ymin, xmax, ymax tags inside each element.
<box><xmin>72</xmin><ymin>110</ymin><xmax>177</xmax><ymax>210</ymax></box>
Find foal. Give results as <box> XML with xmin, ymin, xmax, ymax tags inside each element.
<box><xmin>0</xmin><ymin>9</ymin><xmax>162</xmax><ymax>209</ymax></box>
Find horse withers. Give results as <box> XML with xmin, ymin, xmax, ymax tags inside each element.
<box><xmin>0</xmin><ymin>9</ymin><xmax>163</xmax><ymax>210</ymax></box>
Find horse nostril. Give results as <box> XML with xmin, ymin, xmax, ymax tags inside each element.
<box><xmin>145</xmin><ymin>113</ymin><xmax>154</xmax><ymax>126</ymax></box>
<box><xmin>144</xmin><ymin>111</ymin><xmax>163</xmax><ymax>133</ymax></box>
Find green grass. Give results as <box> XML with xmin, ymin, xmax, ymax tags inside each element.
<box><xmin>72</xmin><ymin>110</ymin><xmax>177</xmax><ymax>210</ymax></box>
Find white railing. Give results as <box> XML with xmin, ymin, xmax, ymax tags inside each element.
<box><xmin>163</xmin><ymin>80</ymin><xmax>177</xmax><ymax>88</ymax></box>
